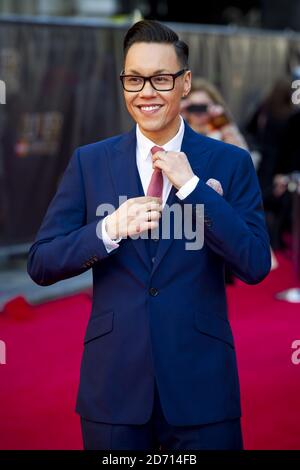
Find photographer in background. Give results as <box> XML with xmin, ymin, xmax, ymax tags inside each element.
<box><xmin>180</xmin><ymin>77</ymin><xmax>249</xmax><ymax>150</ymax></box>
<box><xmin>181</xmin><ymin>77</ymin><xmax>278</xmax><ymax>271</ymax></box>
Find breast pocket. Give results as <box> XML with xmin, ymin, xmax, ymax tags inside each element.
<box><xmin>84</xmin><ymin>310</ymin><xmax>114</xmax><ymax>345</ymax></box>
<box><xmin>194</xmin><ymin>311</ymin><xmax>234</xmax><ymax>349</ymax></box>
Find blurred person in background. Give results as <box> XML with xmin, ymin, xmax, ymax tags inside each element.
<box><xmin>180</xmin><ymin>77</ymin><xmax>249</xmax><ymax>150</ymax></box>
<box><xmin>180</xmin><ymin>78</ymin><xmax>273</xmax><ymax>276</ymax></box>
<box><xmin>246</xmin><ymin>77</ymin><xmax>296</xmax><ymax>251</ymax></box>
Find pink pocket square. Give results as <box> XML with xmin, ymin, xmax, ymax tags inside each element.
<box><xmin>206</xmin><ymin>178</ymin><xmax>223</xmax><ymax>196</ymax></box>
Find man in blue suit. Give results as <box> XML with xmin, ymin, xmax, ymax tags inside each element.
<box><xmin>28</xmin><ymin>20</ymin><xmax>271</xmax><ymax>450</ymax></box>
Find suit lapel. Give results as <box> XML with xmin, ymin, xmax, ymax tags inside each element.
<box><xmin>108</xmin><ymin>128</ymin><xmax>151</xmax><ymax>271</ymax></box>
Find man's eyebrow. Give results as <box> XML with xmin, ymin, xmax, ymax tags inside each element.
<box><xmin>126</xmin><ymin>69</ymin><xmax>170</xmax><ymax>75</ymax></box>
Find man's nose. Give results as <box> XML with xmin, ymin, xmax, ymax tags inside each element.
<box><xmin>139</xmin><ymin>79</ymin><xmax>157</xmax><ymax>97</ymax></box>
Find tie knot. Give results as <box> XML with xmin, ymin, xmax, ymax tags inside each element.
<box><xmin>151</xmin><ymin>146</ymin><xmax>164</xmax><ymax>155</ymax></box>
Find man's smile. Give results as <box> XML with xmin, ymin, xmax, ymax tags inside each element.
<box><xmin>136</xmin><ymin>104</ymin><xmax>164</xmax><ymax>115</ymax></box>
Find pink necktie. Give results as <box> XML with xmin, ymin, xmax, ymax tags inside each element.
<box><xmin>147</xmin><ymin>146</ymin><xmax>164</xmax><ymax>198</ymax></box>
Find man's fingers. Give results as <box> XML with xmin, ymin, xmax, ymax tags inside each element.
<box><xmin>124</xmin><ymin>196</ymin><xmax>163</xmax><ymax>237</ymax></box>
<box><xmin>128</xmin><ymin>202</ymin><xmax>162</xmax><ymax>218</ymax></box>
<box><xmin>137</xmin><ymin>220</ymin><xmax>159</xmax><ymax>232</ymax></box>
<box><xmin>152</xmin><ymin>150</ymin><xmax>167</xmax><ymax>161</ymax></box>
<box><xmin>134</xmin><ymin>196</ymin><xmax>162</xmax><ymax>204</ymax></box>
<box><xmin>143</xmin><ymin>210</ymin><xmax>161</xmax><ymax>222</ymax></box>
<box><xmin>144</xmin><ymin>201</ymin><xmax>163</xmax><ymax>212</ymax></box>
<box><xmin>128</xmin><ymin>220</ymin><xmax>159</xmax><ymax>236</ymax></box>
<box><xmin>153</xmin><ymin>160</ymin><xmax>167</xmax><ymax>171</ymax></box>
<box><xmin>130</xmin><ymin>197</ymin><xmax>162</xmax><ymax>213</ymax></box>
<box><xmin>127</xmin><ymin>196</ymin><xmax>161</xmax><ymax>209</ymax></box>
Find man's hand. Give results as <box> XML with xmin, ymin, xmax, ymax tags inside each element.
<box><xmin>105</xmin><ymin>196</ymin><xmax>162</xmax><ymax>240</ymax></box>
<box><xmin>151</xmin><ymin>150</ymin><xmax>195</xmax><ymax>190</ymax></box>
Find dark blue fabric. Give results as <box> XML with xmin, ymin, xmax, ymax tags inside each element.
<box><xmin>80</xmin><ymin>381</ymin><xmax>243</xmax><ymax>450</ymax></box>
<box><xmin>27</xmin><ymin>122</ymin><xmax>271</xmax><ymax>427</ymax></box>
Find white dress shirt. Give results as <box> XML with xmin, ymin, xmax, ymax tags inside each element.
<box><xmin>102</xmin><ymin>116</ymin><xmax>199</xmax><ymax>252</ymax></box>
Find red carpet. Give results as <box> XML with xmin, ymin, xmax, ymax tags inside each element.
<box><xmin>0</xmin><ymin>252</ymin><xmax>299</xmax><ymax>449</ymax></box>
<box><xmin>0</xmin><ymin>292</ymin><xmax>91</xmax><ymax>450</ymax></box>
<box><xmin>228</xmin><ymin>251</ymin><xmax>300</xmax><ymax>450</ymax></box>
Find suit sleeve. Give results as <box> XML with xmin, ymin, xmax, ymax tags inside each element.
<box><xmin>180</xmin><ymin>148</ymin><xmax>271</xmax><ymax>284</ymax></box>
<box><xmin>27</xmin><ymin>147</ymin><xmax>111</xmax><ymax>286</ymax></box>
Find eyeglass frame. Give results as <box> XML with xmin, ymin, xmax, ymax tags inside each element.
<box><xmin>119</xmin><ymin>68</ymin><xmax>188</xmax><ymax>92</ymax></box>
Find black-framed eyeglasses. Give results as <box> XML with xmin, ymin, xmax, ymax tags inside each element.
<box><xmin>120</xmin><ymin>68</ymin><xmax>188</xmax><ymax>92</ymax></box>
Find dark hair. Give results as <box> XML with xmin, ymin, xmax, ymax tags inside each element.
<box><xmin>123</xmin><ymin>20</ymin><xmax>189</xmax><ymax>69</ymax></box>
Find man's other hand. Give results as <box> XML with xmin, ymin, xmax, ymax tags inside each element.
<box><xmin>105</xmin><ymin>196</ymin><xmax>162</xmax><ymax>239</ymax></box>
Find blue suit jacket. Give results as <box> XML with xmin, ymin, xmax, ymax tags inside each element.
<box><xmin>27</xmin><ymin>122</ymin><xmax>271</xmax><ymax>426</ymax></box>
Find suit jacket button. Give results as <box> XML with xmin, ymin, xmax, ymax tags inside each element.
<box><xmin>149</xmin><ymin>287</ymin><xmax>158</xmax><ymax>296</ymax></box>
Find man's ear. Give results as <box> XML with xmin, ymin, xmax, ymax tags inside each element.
<box><xmin>182</xmin><ymin>70</ymin><xmax>192</xmax><ymax>98</ymax></box>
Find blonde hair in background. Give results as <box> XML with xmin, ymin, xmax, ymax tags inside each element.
<box><xmin>188</xmin><ymin>77</ymin><xmax>233</xmax><ymax>120</ymax></box>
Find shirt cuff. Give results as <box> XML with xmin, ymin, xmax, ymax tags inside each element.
<box><xmin>176</xmin><ymin>175</ymin><xmax>200</xmax><ymax>200</ymax></box>
<box><xmin>101</xmin><ymin>216</ymin><xmax>122</xmax><ymax>253</ymax></box>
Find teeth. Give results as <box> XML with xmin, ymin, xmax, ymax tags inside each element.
<box><xmin>141</xmin><ymin>105</ymin><xmax>160</xmax><ymax>111</ymax></box>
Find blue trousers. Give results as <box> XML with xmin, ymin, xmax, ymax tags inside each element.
<box><xmin>80</xmin><ymin>383</ymin><xmax>243</xmax><ymax>450</ymax></box>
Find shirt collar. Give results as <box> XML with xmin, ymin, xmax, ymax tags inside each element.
<box><xmin>136</xmin><ymin>116</ymin><xmax>185</xmax><ymax>161</ymax></box>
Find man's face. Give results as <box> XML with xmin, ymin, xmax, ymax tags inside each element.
<box><xmin>123</xmin><ymin>42</ymin><xmax>191</xmax><ymax>144</ymax></box>
<box><xmin>181</xmin><ymin>90</ymin><xmax>214</xmax><ymax>129</ymax></box>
